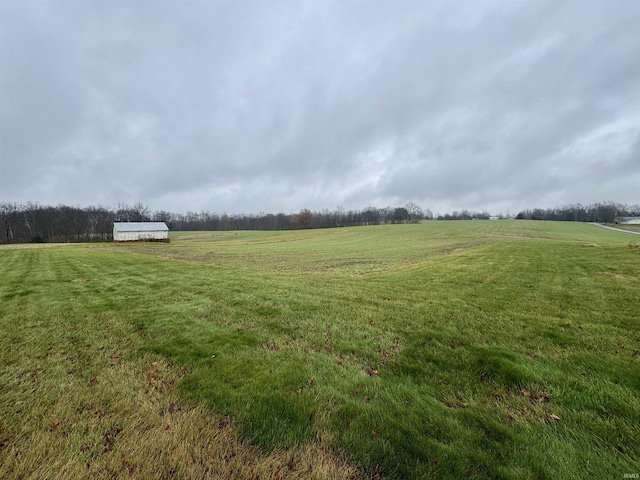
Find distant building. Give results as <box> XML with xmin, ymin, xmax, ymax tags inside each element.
<box><xmin>113</xmin><ymin>222</ymin><xmax>170</xmax><ymax>242</ymax></box>
<box><xmin>614</xmin><ymin>217</ymin><xmax>640</xmax><ymax>225</ymax></box>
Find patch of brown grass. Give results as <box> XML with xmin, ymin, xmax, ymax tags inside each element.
<box><xmin>489</xmin><ymin>386</ymin><xmax>559</xmax><ymax>425</ymax></box>
<box><xmin>599</xmin><ymin>271</ymin><xmax>637</xmax><ymax>281</ymax></box>
<box><xmin>0</xmin><ymin>356</ymin><xmax>360</xmax><ymax>480</ymax></box>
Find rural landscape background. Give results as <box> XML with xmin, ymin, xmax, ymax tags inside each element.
<box><xmin>2</xmin><ymin>0</ymin><xmax>639</xmax><ymax>477</ymax></box>
<box><xmin>1</xmin><ymin>220</ymin><xmax>639</xmax><ymax>478</ymax></box>
<box><xmin>1</xmin><ymin>200</ymin><xmax>639</xmax><ymax>244</ymax></box>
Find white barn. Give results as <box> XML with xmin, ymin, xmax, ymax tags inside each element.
<box><xmin>615</xmin><ymin>217</ymin><xmax>640</xmax><ymax>225</ymax></box>
<box><xmin>113</xmin><ymin>222</ymin><xmax>170</xmax><ymax>243</ymax></box>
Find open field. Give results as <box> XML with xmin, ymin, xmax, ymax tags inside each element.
<box><xmin>612</xmin><ymin>224</ymin><xmax>640</xmax><ymax>234</ymax></box>
<box><xmin>1</xmin><ymin>221</ymin><xmax>639</xmax><ymax>479</ymax></box>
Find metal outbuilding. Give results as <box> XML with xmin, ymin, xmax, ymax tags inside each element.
<box><xmin>615</xmin><ymin>217</ymin><xmax>640</xmax><ymax>225</ymax></box>
<box><xmin>113</xmin><ymin>222</ymin><xmax>170</xmax><ymax>242</ymax></box>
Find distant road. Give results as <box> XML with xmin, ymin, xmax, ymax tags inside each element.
<box><xmin>592</xmin><ymin>223</ymin><xmax>640</xmax><ymax>235</ymax></box>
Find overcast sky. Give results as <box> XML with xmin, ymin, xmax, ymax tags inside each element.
<box><xmin>1</xmin><ymin>1</ymin><xmax>638</xmax><ymax>215</ymax></box>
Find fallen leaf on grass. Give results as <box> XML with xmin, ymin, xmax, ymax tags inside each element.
<box><xmin>549</xmin><ymin>414</ymin><xmax>561</xmax><ymax>421</ymax></box>
<box><xmin>100</xmin><ymin>427</ymin><xmax>122</xmax><ymax>453</ymax></box>
<box><xmin>522</xmin><ymin>388</ymin><xmax>551</xmax><ymax>404</ymax></box>
<box><xmin>530</xmin><ymin>391</ymin><xmax>550</xmax><ymax>403</ymax></box>
<box><xmin>217</xmin><ymin>418</ymin><xmax>231</xmax><ymax>429</ymax></box>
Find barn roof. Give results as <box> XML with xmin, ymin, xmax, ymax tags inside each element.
<box><xmin>113</xmin><ymin>222</ymin><xmax>169</xmax><ymax>232</ymax></box>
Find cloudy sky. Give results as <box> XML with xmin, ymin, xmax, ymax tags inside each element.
<box><xmin>1</xmin><ymin>1</ymin><xmax>638</xmax><ymax>216</ymax></box>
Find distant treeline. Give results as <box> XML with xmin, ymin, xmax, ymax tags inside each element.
<box><xmin>514</xmin><ymin>202</ymin><xmax>640</xmax><ymax>223</ymax></box>
<box><xmin>0</xmin><ymin>202</ymin><xmax>430</xmax><ymax>244</ymax></box>
<box><xmin>0</xmin><ymin>201</ymin><xmax>638</xmax><ymax>244</ymax></box>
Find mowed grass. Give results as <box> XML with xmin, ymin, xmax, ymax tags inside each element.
<box><xmin>1</xmin><ymin>221</ymin><xmax>639</xmax><ymax>479</ymax></box>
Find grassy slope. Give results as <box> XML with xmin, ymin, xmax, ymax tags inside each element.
<box><xmin>1</xmin><ymin>221</ymin><xmax>639</xmax><ymax>479</ymax></box>
<box><xmin>0</xmin><ymin>246</ymin><xmax>358</xmax><ymax>479</ymax></box>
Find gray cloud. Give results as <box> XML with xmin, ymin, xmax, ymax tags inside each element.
<box><xmin>1</xmin><ymin>0</ymin><xmax>638</xmax><ymax>215</ymax></box>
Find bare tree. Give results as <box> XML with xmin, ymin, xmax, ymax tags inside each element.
<box><xmin>405</xmin><ymin>202</ymin><xmax>424</xmax><ymax>223</ymax></box>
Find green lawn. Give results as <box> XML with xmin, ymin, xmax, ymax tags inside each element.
<box><xmin>1</xmin><ymin>221</ymin><xmax>639</xmax><ymax>479</ymax></box>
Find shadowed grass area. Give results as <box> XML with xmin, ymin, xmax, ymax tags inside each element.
<box><xmin>1</xmin><ymin>221</ymin><xmax>639</xmax><ymax>478</ymax></box>
<box><xmin>0</xmin><ymin>247</ymin><xmax>358</xmax><ymax>479</ymax></box>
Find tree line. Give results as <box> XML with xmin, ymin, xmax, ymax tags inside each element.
<box><xmin>0</xmin><ymin>202</ymin><xmax>431</xmax><ymax>244</ymax></box>
<box><xmin>514</xmin><ymin>202</ymin><xmax>640</xmax><ymax>223</ymax></box>
<box><xmin>1</xmin><ymin>200</ymin><xmax>637</xmax><ymax>244</ymax></box>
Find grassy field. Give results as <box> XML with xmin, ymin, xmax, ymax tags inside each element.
<box><xmin>611</xmin><ymin>224</ymin><xmax>640</xmax><ymax>233</ymax></box>
<box><xmin>1</xmin><ymin>221</ymin><xmax>639</xmax><ymax>479</ymax></box>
